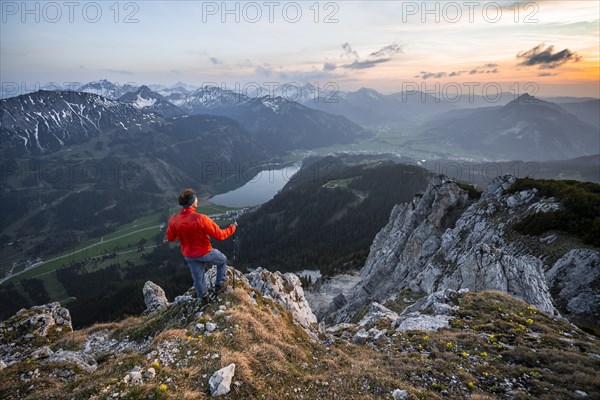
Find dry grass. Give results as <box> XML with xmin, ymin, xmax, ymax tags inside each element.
<box><xmin>2</xmin><ymin>284</ymin><xmax>599</xmax><ymax>400</ymax></box>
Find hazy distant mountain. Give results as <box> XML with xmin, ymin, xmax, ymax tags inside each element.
<box><xmin>443</xmin><ymin>92</ymin><xmax>515</xmax><ymax>108</ymax></box>
<box><xmin>542</xmin><ymin>96</ymin><xmax>599</xmax><ymax>104</ymax></box>
<box><xmin>118</xmin><ymin>86</ymin><xmax>186</xmax><ymax>118</ymax></box>
<box><xmin>301</xmin><ymin>87</ymin><xmax>458</xmax><ymax>127</ymax></box>
<box><xmin>0</xmin><ymin>90</ymin><xmax>164</xmax><ymax>155</ymax></box>
<box><xmin>419</xmin><ymin>94</ymin><xmax>599</xmax><ymax>161</ymax></box>
<box><xmin>559</xmin><ymin>99</ymin><xmax>600</xmax><ymax>129</ymax></box>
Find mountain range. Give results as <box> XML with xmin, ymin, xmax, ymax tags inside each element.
<box><xmin>0</xmin><ymin>173</ymin><xmax>598</xmax><ymax>399</ymax></box>
<box><xmin>415</xmin><ymin>93</ymin><xmax>599</xmax><ymax>161</ymax></box>
<box><xmin>0</xmin><ymin>90</ymin><xmax>164</xmax><ymax>156</ymax></box>
<box><xmin>118</xmin><ymin>85</ymin><xmax>186</xmax><ymax>118</ymax></box>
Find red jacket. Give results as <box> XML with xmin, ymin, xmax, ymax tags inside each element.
<box><xmin>166</xmin><ymin>206</ymin><xmax>236</xmax><ymax>258</ymax></box>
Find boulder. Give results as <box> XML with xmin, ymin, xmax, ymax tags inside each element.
<box><xmin>143</xmin><ymin>281</ymin><xmax>169</xmax><ymax>312</ymax></box>
<box><xmin>393</xmin><ymin>312</ymin><xmax>453</xmax><ymax>332</ymax></box>
<box><xmin>209</xmin><ymin>363</ymin><xmax>236</xmax><ymax>397</ymax></box>
<box><xmin>392</xmin><ymin>389</ymin><xmax>409</xmax><ymax>400</ymax></box>
<box><xmin>143</xmin><ymin>367</ymin><xmax>156</xmax><ymax>380</ymax></box>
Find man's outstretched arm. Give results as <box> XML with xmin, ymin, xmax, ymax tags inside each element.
<box><xmin>201</xmin><ymin>215</ymin><xmax>236</xmax><ymax>240</ymax></box>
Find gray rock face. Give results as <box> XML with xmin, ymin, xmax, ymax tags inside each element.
<box><xmin>209</xmin><ymin>363</ymin><xmax>236</xmax><ymax>397</ymax></box>
<box><xmin>328</xmin><ymin>174</ymin><xmax>570</xmax><ymax>324</ymax></box>
<box><xmin>143</xmin><ymin>281</ymin><xmax>169</xmax><ymax>313</ymax></box>
<box><xmin>547</xmin><ymin>249</ymin><xmax>600</xmax><ymax>326</ymax></box>
<box><xmin>246</xmin><ymin>268</ymin><xmax>317</xmax><ymax>328</ymax></box>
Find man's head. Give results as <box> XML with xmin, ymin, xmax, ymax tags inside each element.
<box><xmin>178</xmin><ymin>188</ymin><xmax>197</xmax><ymax>208</ymax></box>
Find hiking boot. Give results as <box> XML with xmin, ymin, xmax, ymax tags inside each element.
<box><xmin>215</xmin><ymin>278</ymin><xmax>229</xmax><ymax>294</ymax></box>
<box><xmin>201</xmin><ymin>293</ymin><xmax>211</xmax><ymax>306</ymax></box>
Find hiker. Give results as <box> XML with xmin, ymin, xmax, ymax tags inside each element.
<box><xmin>166</xmin><ymin>188</ymin><xmax>237</xmax><ymax>305</ymax></box>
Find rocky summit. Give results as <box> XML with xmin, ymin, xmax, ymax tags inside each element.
<box><xmin>1</xmin><ymin>265</ymin><xmax>600</xmax><ymax>399</ymax></box>
<box><xmin>326</xmin><ymin>175</ymin><xmax>599</xmax><ymax>332</ymax></box>
<box><xmin>1</xmin><ymin>174</ymin><xmax>599</xmax><ymax>399</ymax></box>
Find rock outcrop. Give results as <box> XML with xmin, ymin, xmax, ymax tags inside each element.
<box><xmin>1</xmin><ymin>275</ymin><xmax>599</xmax><ymax>399</ymax></box>
<box><xmin>246</xmin><ymin>267</ymin><xmax>317</xmax><ymax>328</ymax></box>
<box><xmin>143</xmin><ymin>281</ymin><xmax>170</xmax><ymax>313</ymax></box>
<box><xmin>327</xmin><ymin>174</ymin><xmax>594</xmax><ymax>325</ymax></box>
<box><xmin>0</xmin><ymin>302</ymin><xmax>72</xmax><ymax>367</ymax></box>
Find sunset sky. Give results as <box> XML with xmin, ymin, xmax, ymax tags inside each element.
<box><xmin>1</xmin><ymin>0</ymin><xmax>599</xmax><ymax>97</ymax></box>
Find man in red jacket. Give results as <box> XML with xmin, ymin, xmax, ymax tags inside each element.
<box><xmin>166</xmin><ymin>188</ymin><xmax>237</xmax><ymax>305</ymax></box>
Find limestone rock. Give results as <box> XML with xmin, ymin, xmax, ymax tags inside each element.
<box><xmin>392</xmin><ymin>389</ymin><xmax>409</xmax><ymax>400</ymax></box>
<box><xmin>209</xmin><ymin>363</ymin><xmax>236</xmax><ymax>397</ymax></box>
<box><xmin>358</xmin><ymin>302</ymin><xmax>399</xmax><ymax>328</ymax></box>
<box><xmin>246</xmin><ymin>268</ymin><xmax>317</xmax><ymax>328</ymax></box>
<box><xmin>143</xmin><ymin>281</ymin><xmax>169</xmax><ymax>312</ymax></box>
<box><xmin>143</xmin><ymin>367</ymin><xmax>156</xmax><ymax>380</ymax></box>
<box><xmin>45</xmin><ymin>350</ymin><xmax>98</xmax><ymax>372</ymax></box>
<box><xmin>393</xmin><ymin>312</ymin><xmax>453</xmax><ymax>332</ymax></box>
<box><xmin>5</xmin><ymin>302</ymin><xmax>72</xmax><ymax>338</ymax></box>
<box><xmin>327</xmin><ymin>175</ymin><xmax>566</xmax><ymax>324</ymax></box>
<box><xmin>123</xmin><ymin>368</ymin><xmax>143</xmax><ymax>385</ymax></box>
<box><xmin>547</xmin><ymin>249</ymin><xmax>600</xmax><ymax>327</ymax></box>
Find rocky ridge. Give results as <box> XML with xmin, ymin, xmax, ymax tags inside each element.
<box><xmin>326</xmin><ymin>174</ymin><xmax>599</xmax><ymax>331</ymax></box>
<box><xmin>1</xmin><ymin>265</ymin><xmax>599</xmax><ymax>399</ymax></box>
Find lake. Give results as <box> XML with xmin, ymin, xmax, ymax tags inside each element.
<box><xmin>210</xmin><ymin>163</ymin><xmax>301</xmax><ymax>207</ymax></box>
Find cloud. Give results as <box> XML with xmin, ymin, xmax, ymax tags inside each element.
<box><xmin>170</xmin><ymin>70</ymin><xmax>181</xmax><ymax>75</ymax></box>
<box><xmin>415</xmin><ymin>71</ymin><xmax>447</xmax><ymax>79</ymax></box>
<box><xmin>341</xmin><ymin>42</ymin><xmax>359</xmax><ymax>60</ymax></box>
<box><xmin>331</xmin><ymin>42</ymin><xmax>403</xmax><ymax>71</ymax></box>
<box><xmin>538</xmin><ymin>72</ymin><xmax>559</xmax><ymax>77</ymax></box>
<box><xmin>416</xmin><ymin>63</ymin><xmax>498</xmax><ymax>79</ymax></box>
<box><xmin>517</xmin><ymin>43</ymin><xmax>582</xmax><ymax>69</ymax></box>
<box><xmin>370</xmin><ymin>43</ymin><xmax>404</xmax><ymax>57</ymax></box>
<box><xmin>102</xmin><ymin>69</ymin><xmax>134</xmax><ymax>75</ymax></box>
<box><xmin>252</xmin><ymin>64</ymin><xmax>343</xmax><ymax>83</ymax></box>
<box><xmin>209</xmin><ymin>57</ymin><xmax>222</xmax><ymax>65</ymax></box>
<box><xmin>342</xmin><ymin>58</ymin><xmax>391</xmax><ymax>69</ymax></box>
<box><xmin>469</xmin><ymin>64</ymin><xmax>499</xmax><ymax>74</ymax></box>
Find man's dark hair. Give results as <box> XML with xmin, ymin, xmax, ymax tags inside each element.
<box><xmin>178</xmin><ymin>188</ymin><xmax>196</xmax><ymax>206</ymax></box>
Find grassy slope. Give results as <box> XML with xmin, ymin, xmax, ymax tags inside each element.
<box><xmin>1</xmin><ymin>281</ymin><xmax>598</xmax><ymax>400</ymax></box>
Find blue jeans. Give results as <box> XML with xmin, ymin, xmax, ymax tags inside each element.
<box><xmin>184</xmin><ymin>248</ymin><xmax>227</xmax><ymax>297</ymax></box>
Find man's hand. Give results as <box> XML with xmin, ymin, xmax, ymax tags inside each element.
<box><xmin>232</xmin><ymin>220</ymin><xmax>238</xmax><ymax>227</ymax></box>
